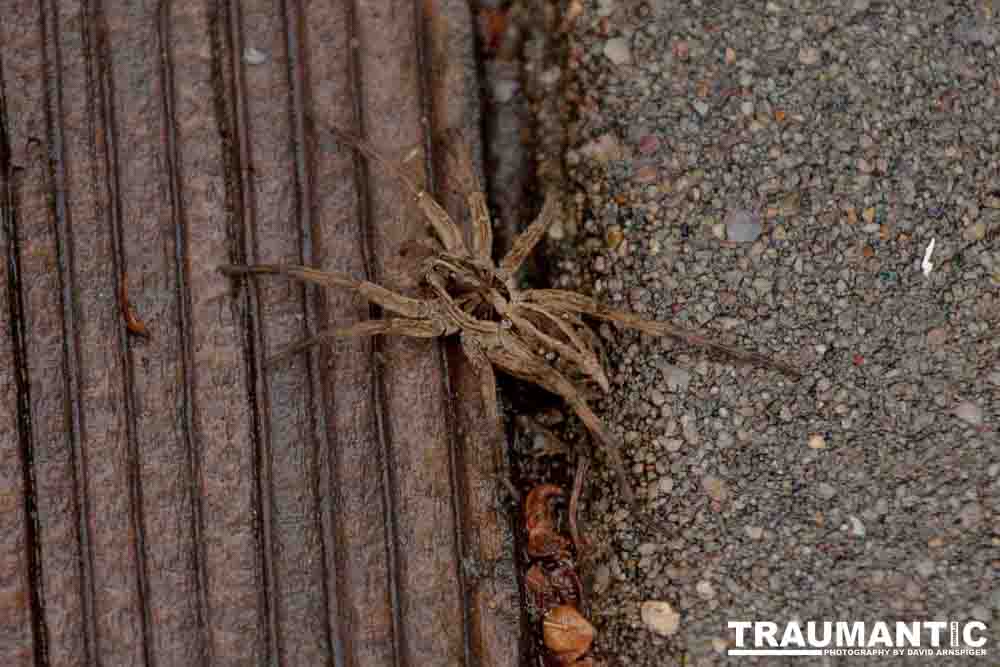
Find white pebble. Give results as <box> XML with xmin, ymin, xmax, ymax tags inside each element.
<box><xmin>798</xmin><ymin>46</ymin><xmax>821</xmax><ymax>65</ymax></box>
<box><xmin>658</xmin><ymin>477</ymin><xmax>674</xmax><ymax>495</ymax></box>
<box><xmin>641</xmin><ymin>601</ymin><xmax>680</xmax><ymax>637</ymax></box>
<box><xmin>954</xmin><ymin>401</ymin><xmax>983</xmax><ymax>426</ymax></box>
<box><xmin>603</xmin><ymin>38</ymin><xmax>632</xmax><ymax>65</ymax></box>
<box><xmin>243</xmin><ymin>47</ymin><xmax>268</xmax><ymax>65</ymax></box>
<box><xmin>725</xmin><ymin>208</ymin><xmax>762</xmax><ymax>242</ymax></box>
<box><xmin>491</xmin><ymin>78</ymin><xmax>519</xmax><ymax>103</ymax></box>
<box><xmin>696</xmin><ymin>581</ymin><xmax>716</xmax><ymax>599</ymax></box>
<box><xmin>661</xmin><ymin>364</ymin><xmax>691</xmax><ymax>392</ymax></box>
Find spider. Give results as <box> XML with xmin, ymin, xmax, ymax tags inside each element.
<box><xmin>220</xmin><ymin>128</ymin><xmax>800</xmax><ymax>504</ymax></box>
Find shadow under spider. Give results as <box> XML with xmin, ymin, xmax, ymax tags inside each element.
<box><xmin>220</xmin><ymin>127</ymin><xmax>801</xmax><ymax>505</ymax></box>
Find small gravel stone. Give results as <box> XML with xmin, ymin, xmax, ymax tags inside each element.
<box><xmin>963</xmin><ymin>221</ymin><xmax>987</xmax><ymax>241</ymax></box>
<box><xmin>579</xmin><ymin>133</ymin><xmax>625</xmax><ymax>163</ymax></box>
<box><xmin>603</xmin><ymin>37</ymin><xmax>632</xmax><ymax>65</ymax></box>
<box><xmin>807</xmin><ymin>434</ymin><xmax>826</xmax><ymax>450</ymax></box>
<box><xmin>959</xmin><ymin>502</ymin><xmax>983</xmax><ymax>529</ymax></box>
<box><xmin>696</xmin><ymin>580</ymin><xmax>716</xmax><ymax>599</ymax></box>
<box><xmin>658</xmin><ymin>477</ymin><xmax>674</xmax><ymax>495</ymax></box>
<box><xmin>681</xmin><ymin>415</ymin><xmax>700</xmax><ymax>444</ymax></box>
<box><xmin>637</xmin><ymin>134</ymin><xmax>660</xmax><ymax>154</ymax></box>
<box><xmin>703</xmin><ymin>475</ymin><xmax>728</xmax><ymax>503</ymax></box>
<box><xmin>593</xmin><ymin>564</ymin><xmax>611</xmax><ymax>594</ymax></box>
<box><xmin>596</xmin><ymin>0</ymin><xmax>615</xmax><ymax>17</ymax></box>
<box><xmin>971</xmin><ymin>605</ymin><xmax>991</xmax><ymax>623</ymax></box>
<box><xmin>926</xmin><ymin>327</ymin><xmax>948</xmax><ymax>348</ymax></box>
<box><xmin>847</xmin><ymin>515</ymin><xmax>866</xmax><ymax>537</ymax></box>
<box><xmin>491</xmin><ymin>78</ymin><xmax>519</xmax><ymax>103</ymax></box>
<box><xmin>243</xmin><ymin>47</ymin><xmax>268</xmax><ymax>65</ymax></box>
<box><xmin>745</xmin><ymin>526</ymin><xmax>764</xmax><ymax>540</ymax></box>
<box><xmin>661</xmin><ymin>364</ymin><xmax>691</xmax><ymax>392</ymax></box>
<box><xmin>818</xmin><ymin>483</ymin><xmax>837</xmax><ymax>500</ymax></box>
<box><xmin>798</xmin><ymin>46</ymin><xmax>820</xmax><ymax>65</ymax></box>
<box><xmin>641</xmin><ymin>601</ymin><xmax>681</xmax><ymax>637</ymax></box>
<box><xmin>954</xmin><ymin>401</ymin><xmax>983</xmax><ymax>426</ymax></box>
<box><xmin>725</xmin><ymin>208</ymin><xmax>763</xmax><ymax>242</ymax></box>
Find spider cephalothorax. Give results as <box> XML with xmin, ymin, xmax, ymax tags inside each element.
<box><xmin>221</xmin><ymin>128</ymin><xmax>800</xmax><ymax>504</ymax></box>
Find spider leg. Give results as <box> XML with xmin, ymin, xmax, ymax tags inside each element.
<box><xmin>328</xmin><ymin>126</ymin><xmax>469</xmax><ymax>257</ymax></box>
<box><xmin>220</xmin><ymin>263</ymin><xmax>430</xmax><ymax>319</ymax></box>
<box><xmin>459</xmin><ymin>333</ymin><xmax>500</xmax><ymax>426</ymax></box>
<box><xmin>426</xmin><ymin>271</ymin><xmax>501</xmax><ymax>337</ymax></box>
<box><xmin>559</xmin><ymin>311</ymin><xmax>608</xmax><ymax>365</ymax></box>
<box><xmin>442</xmin><ymin>136</ymin><xmax>493</xmax><ymax>262</ymax></box>
<box><xmin>523</xmin><ymin>288</ymin><xmax>801</xmax><ymax>378</ymax></box>
<box><xmin>220</xmin><ymin>263</ymin><xmax>357</xmax><ymax>289</ymax></box>
<box><xmin>499</xmin><ymin>193</ymin><xmax>559</xmax><ymax>275</ymax></box>
<box><xmin>511</xmin><ymin>302</ymin><xmax>610</xmax><ymax>392</ymax></box>
<box><xmin>507</xmin><ymin>305</ymin><xmax>609</xmax><ymax>392</ymax></box>
<box><xmin>265</xmin><ymin>317</ymin><xmax>446</xmax><ymax>368</ymax></box>
<box><xmin>484</xmin><ymin>332</ymin><xmax>636</xmax><ymax>505</ymax></box>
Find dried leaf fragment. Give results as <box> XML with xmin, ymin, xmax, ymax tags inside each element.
<box><xmin>478</xmin><ymin>8</ymin><xmax>509</xmax><ymax>53</ymax></box>
<box><xmin>544</xmin><ymin>604</ymin><xmax>595</xmax><ymax>664</ymax></box>
<box><xmin>525</xmin><ymin>484</ymin><xmax>564</xmax><ymax>533</ymax></box>
<box><xmin>121</xmin><ymin>273</ymin><xmax>150</xmax><ymax>338</ymax></box>
<box><xmin>525</xmin><ymin>484</ymin><xmax>570</xmax><ymax>559</ymax></box>
<box><xmin>526</xmin><ymin>563</ymin><xmax>549</xmax><ymax>598</ymax></box>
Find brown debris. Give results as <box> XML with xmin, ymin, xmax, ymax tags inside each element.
<box><xmin>478</xmin><ymin>8</ymin><xmax>509</xmax><ymax>54</ymax></box>
<box><xmin>523</xmin><ymin>481</ymin><xmax>595</xmax><ymax>664</ymax></box>
<box><xmin>220</xmin><ymin>126</ymin><xmax>801</xmax><ymax>505</ymax></box>
<box><xmin>525</xmin><ymin>484</ymin><xmax>570</xmax><ymax>559</ymax></box>
<box><xmin>568</xmin><ymin>457</ymin><xmax>589</xmax><ymax>556</ymax></box>
<box><xmin>120</xmin><ymin>273</ymin><xmax>150</xmax><ymax>338</ymax></box>
<box><xmin>543</xmin><ymin>605</ymin><xmax>595</xmax><ymax>664</ymax></box>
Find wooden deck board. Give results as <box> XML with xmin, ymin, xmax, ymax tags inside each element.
<box><xmin>0</xmin><ymin>1</ymin><xmax>521</xmax><ymax>665</ymax></box>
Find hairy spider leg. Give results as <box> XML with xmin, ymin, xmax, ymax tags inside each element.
<box><xmin>484</xmin><ymin>329</ymin><xmax>636</xmax><ymax>505</ymax></box>
<box><xmin>328</xmin><ymin>126</ymin><xmax>469</xmax><ymax>257</ymax></box>
<box><xmin>523</xmin><ymin>289</ymin><xmax>802</xmax><ymax>378</ymax></box>
<box><xmin>219</xmin><ymin>263</ymin><xmax>446</xmax><ymax>366</ymax></box>
<box><xmin>499</xmin><ymin>193</ymin><xmax>560</xmax><ymax>276</ymax></box>
<box><xmin>437</xmin><ymin>133</ymin><xmax>493</xmax><ymax>262</ymax></box>
<box><xmin>219</xmin><ymin>263</ymin><xmax>429</xmax><ymax>318</ymax></box>
<box><xmin>264</xmin><ymin>318</ymin><xmax>447</xmax><ymax>368</ymax></box>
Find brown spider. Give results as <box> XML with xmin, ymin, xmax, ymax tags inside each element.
<box><xmin>220</xmin><ymin>128</ymin><xmax>800</xmax><ymax>504</ymax></box>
